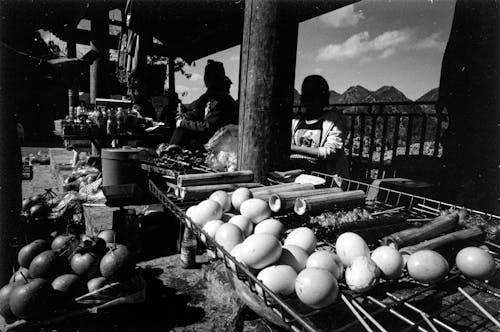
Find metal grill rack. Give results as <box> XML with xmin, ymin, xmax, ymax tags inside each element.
<box><xmin>148</xmin><ymin>173</ymin><xmax>500</xmax><ymax>332</ymax></box>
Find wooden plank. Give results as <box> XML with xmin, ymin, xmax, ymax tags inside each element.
<box><xmin>359</xmin><ymin>114</ymin><xmax>366</xmax><ymax>158</ymax></box>
<box><xmin>433</xmin><ymin>113</ymin><xmax>443</xmax><ymax>157</ymax></box>
<box><xmin>368</xmin><ymin>107</ymin><xmax>377</xmax><ymax>171</ymax></box>
<box><xmin>348</xmin><ymin>114</ymin><xmax>356</xmax><ymax>158</ymax></box>
<box><xmin>237</xmin><ymin>0</ymin><xmax>298</xmax><ymax>182</ymax></box>
<box><xmin>177</xmin><ymin>170</ymin><xmax>254</xmax><ymax>187</ymax></box>
<box><xmin>89</xmin><ymin>5</ymin><xmax>109</xmax><ymax>104</ymax></box>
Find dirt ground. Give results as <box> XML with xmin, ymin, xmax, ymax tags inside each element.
<box><xmin>4</xmin><ymin>148</ymin><xmax>272</xmax><ymax>332</ymax></box>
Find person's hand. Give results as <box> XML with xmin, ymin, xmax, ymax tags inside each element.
<box><xmin>176</xmin><ymin>118</ymin><xmax>183</xmax><ymax>127</ymax></box>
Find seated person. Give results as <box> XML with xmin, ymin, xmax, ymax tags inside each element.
<box><xmin>132</xmin><ymin>94</ymin><xmax>156</xmax><ymax>120</ymax></box>
<box><xmin>290</xmin><ymin>75</ymin><xmax>349</xmax><ymax>177</ymax></box>
<box><xmin>168</xmin><ymin>60</ymin><xmax>238</xmax><ymax>151</ymax></box>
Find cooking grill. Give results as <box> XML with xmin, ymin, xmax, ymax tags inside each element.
<box><xmin>140</xmin><ymin>155</ymin><xmax>214</xmax><ymax>181</ymax></box>
<box><xmin>148</xmin><ymin>172</ymin><xmax>500</xmax><ymax>332</ymax></box>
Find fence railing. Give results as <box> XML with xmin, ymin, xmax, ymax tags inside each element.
<box><xmin>293</xmin><ymin>101</ymin><xmax>447</xmax><ymax>180</ymax></box>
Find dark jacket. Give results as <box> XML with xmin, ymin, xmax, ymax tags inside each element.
<box><xmin>179</xmin><ymin>90</ymin><xmax>238</xmax><ymax>142</ymax></box>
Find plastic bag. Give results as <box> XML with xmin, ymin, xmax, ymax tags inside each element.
<box><xmin>204</xmin><ymin>124</ymin><xmax>238</xmax><ymax>171</ymax></box>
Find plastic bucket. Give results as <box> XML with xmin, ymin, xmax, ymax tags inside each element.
<box><xmin>101</xmin><ymin>147</ymin><xmax>141</xmax><ymax>187</ymax></box>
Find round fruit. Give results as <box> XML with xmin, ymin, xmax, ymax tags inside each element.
<box><xmin>209</xmin><ymin>191</ymin><xmax>231</xmax><ymax>212</ymax></box>
<box><xmin>187</xmin><ymin>200</ymin><xmax>222</xmax><ymax>228</ymax></box>
<box><xmin>456</xmin><ymin>247</ymin><xmax>496</xmax><ymax>280</ymax></box>
<box><xmin>228</xmin><ymin>215</ymin><xmax>253</xmax><ymax>237</ymax></box>
<box><xmin>254</xmin><ymin>218</ymin><xmax>283</xmax><ymax>237</ymax></box>
<box><xmin>407</xmin><ymin>250</ymin><xmax>449</xmax><ymax>284</ymax></box>
<box><xmin>335</xmin><ymin>232</ymin><xmax>370</xmax><ymax>267</ymax></box>
<box><xmin>0</xmin><ymin>280</ymin><xmax>24</xmax><ymax>322</ymax></box>
<box><xmin>295</xmin><ymin>268</ymin><xmax>339</xmax><ymax>309</ymax></box>
<box><xmin>29</xmin><ymin>204</ymin><xmax>49</xmax><ymax>219</ymax></box>
<box><xmin>100</xmin><ymin>244</ymin><xmax>132</xmax><ymax>279</ymax></box>
<box><xmin>257</xmin><ymin>265</ymin><xmax>297</xmax><ymax>296</ymax></box>
<box><xmin>278</xmin><ymin>245</ymin><xmax>309</xmax><ymax>273</ymax></box>
<box><xmin>97</xmin><ymin>230</ymin><xmax>117</xmax><ymax>244</ymax></box>
<box><xmin>87</xmin><ymin>277</ymin><xmax>107</xmax><ymax>292</ymax></box>
<box><xmin>28</xmin><ymin>250</ymin><xmax>62</xmax><ymax>280</ymax></box>
<box><xmin>284</xmin><ymin>227</ymin><xmax>317</xmax><ymax>254</ymax></box>
<box><xmin>214</xmin><ymin>223</ymin><xmax>244</xmax><ymax>254</ymax></box>
<box><xmin>52</xmin><ymin>274</ymin><xmax>85</xmax><ymax>297</ymax></box>
<box><xmin>18</xmin><ymin>239</ymin><xmax>48</xmax><ymax>268</ymax></box>
<box><xmin>201</xmin><ymin>219</ymin><xmax>224</xmax><ymax>243</ymax></box>
<box><xmin>22</xmin><ymin>199</ymin><xmax>34</xmax><ymax>212</ymax></box>
<box><xmin>345</xmin><ymin>256</ymin><xmax>380</xmax><ymax>293</ymax></box>
<box><xmin>231</xmin><ymin>188</ymin><xmax>252</xmax><ymax>210</ymax></box>
<box><xmin>10</xmin><ymin>267</ymin><xmax>30</xmax><ymax>284</ymax></box>
<box><xmin>51</xmin><ymin>234</ymin><xmax>76</xmax><ymax>251</ymax></box>
<box><xmin>9</xmin><ymin>278</ymin><xmax>55</xmax><ymax>320</ymax></box>
<box><xmin>371</xmin><ymin>246</ymin><xmax>404</xmax><ymax>280</ymax></box>
<box><xmin>71</xmin><ymin>252</ymin><xmax>101</xmax><ymax>279</ymax></box>
<box><xmin>240</xmin><ymin>234</ymin><xmax>282</xmax><ymax>269</ymax></box>
<box><xmin>240</xmin><ymin>199</ymin><xmax>272</xmax><ymax>224</ymax></box>
<box><xmin>306</xmin><ymin>251</ymin><xmax>344</xmax><ymax>280</ymax></box>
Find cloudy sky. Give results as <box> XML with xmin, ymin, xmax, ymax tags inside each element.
<box><xmin>176</xmin><ymin>0</ymin><xmax>456</xmax><ymax>103</ymax></box>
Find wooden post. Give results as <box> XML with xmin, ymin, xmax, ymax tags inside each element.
<box><xmin>166</xmin><ymin>56</ymin><xmax>177</xmax><ymax>128</ymax></box>
<box><xmin>0</xmin><ymin>92</ymin><xmax>22</xmax><ymax>285</ymax></box>
<box><xmin>89</xmin><ymin>5</ymin><xmax>109</xmax><ymax>105</ymax></box>
<box><xmin>67</xmin><ymin>33</ymin><xmax>79</xmax><ymax>112</ymax></box>
<box><xmin>238</xmin><ymin>0</ymin><xmax>298</xmax><ymax>182</ymax></box>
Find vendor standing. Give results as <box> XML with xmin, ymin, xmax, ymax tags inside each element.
<box><xmin>168</xmin><ymin>60</ymin><xmax>238</xmax><ymax>151</ymax></box>
<box><xmin>290</xmin><ymin>75</ymin><xmax>349</xmax><ymax>177</ymax></box>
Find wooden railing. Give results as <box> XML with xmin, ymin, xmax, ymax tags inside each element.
<box><xmin>293</xmin><ymin>101</ymin><xmax>447</xmax><ymax>180</ymax></box>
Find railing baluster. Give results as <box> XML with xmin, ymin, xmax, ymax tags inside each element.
<box><xmin>419</xmin><ymin>115</ymin><xmax>427</xmax><ymax>155</ymax></box>
<box><xmin>378</xmin><ymin>113</ymin><xmax>388</xmax><ymax>179</ymax></box>
<box><xmin>348</xmin><ymin>114</ymin><xmax>356</xmax><ymax>158</ymax></box>
<box><xmin>433</xmin><ymin>110</ymin><xmax>443</xmax><ymax>157</ymax></box>
<box><xmin>368</xmin><ymin>106</ymin><xmax>377</xmax><ymax>179</ymax></box>
<box><xmin>392</xmin><ymin>115</ymin><xmax>401</xmax><ymax>163</ymax></box>
<box><xmin>406</xmin><ymin>115</ymin><xmax>414</xmax><ymax>155</ymax></box>
<box><xmin>359</xmin><ymin>113</ymin><xmax>366</xmax><ymax>160</ymax></box>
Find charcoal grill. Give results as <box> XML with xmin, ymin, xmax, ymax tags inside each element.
<box><xmin>148</xmin><ymin>172</ymin><xmax>500</xmax><ymax>332</ymax></box>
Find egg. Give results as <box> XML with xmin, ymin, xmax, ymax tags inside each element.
<box><xmin>232</xmin><ymin>188</ymin><xmax>253</xmax><ymax>210</ymax></box>
<box><xmin>240</xmin><ymin>199</ymin><xmax>272</xmax><ymax>224</ymax></box>
<box><xmin>371</xmin><ymin>246</ymin><xmax>404</xmax><ymax>280</ymax></box>
<box><xmin>284</xmin><ymin>227</ymin><xmax>317</xmax><ymax>254</ymax></box>
<box><xmin>214</xmin><ymin>223</ymin><xmax>244</xmax><ymax>254</ymax></box>
<box><xmin>201</xmin><ymin>219</ymin><xmax>224</xmax><ymax>243</ymax></box>
<box><xmin>295</xmin><ymin>268</ymin><xmax>339</xmax><ymax>309</ymax></box>
<box><xmin>335</xmin><ymin>232</ymin><xmax>370</xmax><ymax>267</ymax></box>
<box><xmin>187</xmin><ymin>200</ymin><xmax>222</xmax><ymax>228</ymax></box>
<box><xmin>209</xmin><ymin>190</ymin><xmax>231</xmax><ymax>212</ymax></box>
<box><xmin>456</xmin><ymin>247</ymin><xmax>496</xmax><ymax>280</ymax></box>
<box><xmin>407</xmin><ymin>250</ymin><xmax>449</xmax><ymax>284</ymax></box>
<box><xmin>256</xmin><ymin>265</ymin><xmax>297</xmax><ymax>296</ymax></box>
<box><xmin>240</xmin><ymin>234</ymin><xmax>282</xmax><ymax>269</ymax></box>
<box><xmin>254</xmin><ymin>218</ymin><xmax>284</xmax><ymax>237</ymax></box>
<box><xmin>306</xmin><ymin>251</ymin><xmax>344</xmax><ymax>280</ymax></box>
<box><xmin>228</xmin><ymin>215</ymin><xmax>254</xmax><ymax>237</ymax></box>
<box><xmin>278</xmin><ymin>245</ymin><xmax>309</xmax><ymax>273</ymax></box>
<box><xmin>345</xmin><ymin>256</ymin><xmax>380</xmax><ymax>293</ymax></box>
<box><xmin>185</xmin><ymin>206</ymin><xmax>197</xmax><ymax>227</ymax></box>
<box><xmin>228</xmin><ymin>244</ymin><xmax>246</xmax><ymax>271</ymax></box>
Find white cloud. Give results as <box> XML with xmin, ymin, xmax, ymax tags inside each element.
<box><xmin>413</xmin><ymin>32</ymin><xmax>446</xmax><ymax>51</ymax></box>
<box><xmin>175</xmin><ymin>85</ymin><xmax>200</xmax><ymax>97</ymax></box>
<box><xmin>189</xmin><ymin>73</ymin><xmax>203</xmax><ymax>81</ymax></box>
<box><xmin>319</xmin><ymin>5</ymin><xmax>364</xmax><ymax>28</ymax></box>
<box><xmin>229</xmin><ymin>55</ymin><xmax>240</xmax><ymax>62</ymax></box>
<box><xmin>313</xmin><ymin>68</ymin><xmax>324</xmax><ymax>74</ymax></box>
<box><xmin>317</xmin><ymin>29</ymin><xmax>445</xmax><ymax>62</ymax></box>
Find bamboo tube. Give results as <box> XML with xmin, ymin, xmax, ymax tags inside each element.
<box><xmin>294</xmin><ymin>190</ymin><xmax>366</xmax><ymax>216</ymax></box>
<box><xmin>250</xmin><ymin>182</ymin><xmax>314</xmax><ymax>194</ymax></box>
<box><xmin>381</xmin><ymin>212</ymin><xmax>459</xmax><ymax>249</ymax></box>
<box><xmin>179</xmin><ymin>182</ymin><xmax>262</xmax><ymax>200</ymax></box>
<box><xmin>399</xmin><ymin>227</ymin><xmax>485</xmax><ymax>255</ymax></box>
<box><xmin>177</xmin><ymin>170</ymin><xmax>254</xmax><ymax>187</ymax></box>
<box><xmin>269</xmin><ymin>187</ymin><xmax>343</xmax><ymax>213</ymax></box>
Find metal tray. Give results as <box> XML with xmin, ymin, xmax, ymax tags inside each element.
<box><xmin>148</xmin><ymin>174</ymin><xmax>500</xmax><ymax>332</ymax></box>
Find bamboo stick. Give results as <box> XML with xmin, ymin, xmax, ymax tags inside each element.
<box><xmin>250</xmin><ymin>182</ymin><xmax>314</xmax><ymax>194</ymax></box>
<box><xmin>177</xmin><ymin>170</ymin><xmax>254</xmax><ymax>187</ymax></box>
<box><xmin>294</xmin><ymin>190</ymin><xmax>366</xmax><ymax>216</ymax></box>
<box><xmin>457</xmin><ymin>287</ymin><xmax>500</xmax><ymax>329</ymax></box>
<box><xmin>381</xmin><ymin>212</ymin><xmax>459</xmax><ymax>249</ymax></box>
<box><xmin>399</xmin><ymin>227</ymin><xmax>485</xmax><ymax>255</ymax></box>
<box><xmin>179</xmin><ymin>182</ymin><xmax>262</xmax><ymax>200</ymax></box>
<box><xmin>269</xmin><ymin>187</ymin><xmax>343</xmax><ymax>213</ymax></box>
